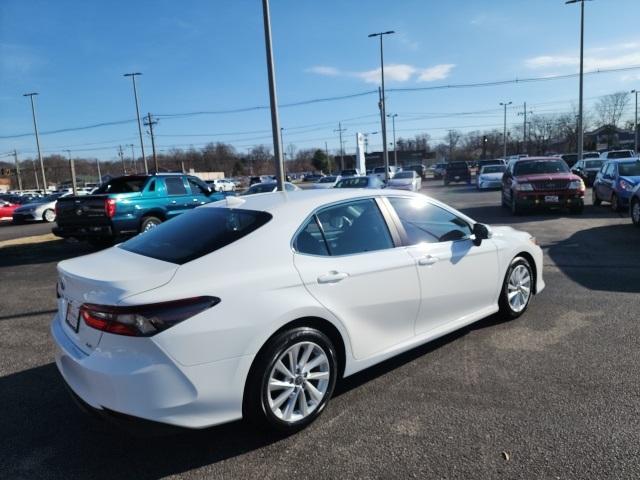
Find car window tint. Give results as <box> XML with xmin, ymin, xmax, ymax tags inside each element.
<box><xmin>294</xmin><ymin>216</ymin><xmax>329</xmax><ymax>256</ymax></box>
<box><xmin>389</xmin><ymin>197</ymin><xmax>472</xmax><ymax>244</ymax></box>
<box><xmin>315</xmin><ymin>199</ymin><xmax>393</xmax><ymax>255</ymax></box>
<box><xmin>165</xmin><ymin>177</ymin><xmax>187</xmax><ymax>195</ymax></box>
<box><xmin>336</xmin><ymin>177</ymin><xmax>368</xmax><ymax>188</ymax></box>
<box><xmin>188</xmin><ymin>178</ymin><xmax>208</xmax><ymax>195</ymax></box>
<box><xmin>284</xmin><ymin>183</ymin><xmax>296</xmax><ymax>191</ymax></box>
<box><xmin>619</xmin><ymin>162</ymin><xmax>640</xmax><ymax>176</ymax></box>
<box><xmin>514</xmin><ymin>160</ymin><xmax>569</xmax><ymax>175</ymax></box>
<box><xmin>147</xmin><ymin>180</ymin><xmax>156</xmax><ymax>192</ymax></box>
<box><xmin>94</xmin><ymin>176</ymin><xmax>148</xmax><ymax>194</ymax></box>
<box><xmin>119</xmin><ymin>208</ymin><xmax>272</xmax><ymax>264</ymax></box>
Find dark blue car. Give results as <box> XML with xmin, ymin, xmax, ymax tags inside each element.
<box><xmin>592</xmin><ymin>159</ymin><xmax>640</xmax><ymax>212</ymax></box>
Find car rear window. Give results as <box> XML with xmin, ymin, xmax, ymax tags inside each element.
<box><xmin>482</xmin><ymin>165</ymin><xmax>506</xmax><ymax>174</ymax></box>
<box><xmin>336</xmin><ymin>177</ymin><xmax>369</xmax><ymax>188</ymax></box>
<box><xmin>514</xmin><ymin>160</ymin><xmax>569</xmax><ymax>175</ymax></box>
<box><xmin>394</xmin><ymin>171</ymin><xmax>414</xmax><ymax>179</ymax></box>
<box><xmin>585</xmin><ymin>160</ymin><xmax>603</xmax><ymax>169</ymax></box>
<box><xmin>447</xmin><ymin>163</ymin><xmax>468</xmax><ymax>171</ymax></box>
<box><xmin>119</xmin><ymin>208</ymin><xmax>272</xmax><ymax>264</ymax></box>
<box><xmin>607</xmin><ymin>151</ymin><xmax>633</xmax><ymax>159</ymax></box>
<box><xmin>94</xmin><ymin>176</ymin><xmax>148</xmax><ymax>194</ymax></box>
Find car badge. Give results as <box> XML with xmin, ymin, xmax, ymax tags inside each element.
<box><xmin>76</xmin><ymin>208</ymin><xmax>83</xmax><ymax>216</ymax></box>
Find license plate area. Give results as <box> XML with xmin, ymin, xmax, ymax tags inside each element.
<box><xmin>544</xmin><ymin>195</ymin><xmax>559</xmax><ymax>203</ymax></box>
<box><xmin>65</xmin><ymin>301</ymin><xmax>80</xmax><ymax>332</ymax></box>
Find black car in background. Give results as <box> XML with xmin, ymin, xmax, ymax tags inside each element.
<box><xmin>444</xmin><ymin>162</ymin><xmax>471</xmax><ymax>185</ymax></box>
<box><xmin>571</xmin><ymin>158</ymin><xmax>605</xmax><ymax>186</ymax></box>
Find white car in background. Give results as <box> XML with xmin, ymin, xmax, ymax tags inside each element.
<box><xmin>476</xmin><ymin>164</ymin><xmax>507</xmax><ymax>190</ymax></box>
<box><xmin>207</xmin><ymin>179</ymin><xmax>236</xmax><ymax>192</ymax></box>
<box><xmin>372</xmin><ymin>165</ymin><xmax>400</xmax><ymax>180</ymax></box>
<box><xmin>51</xmin><ymin>189</ymin><xmax>544</xmax><ymax>432</ymax></box>
<box><xmin>387</xmin><ymin>170</ymin><xmax>422</xmax><ymax>191</ymax></box>
<box><xmin>312</xmin><ymin>175</ymin><xmax>341</xmax><ymax>189</ymax></box>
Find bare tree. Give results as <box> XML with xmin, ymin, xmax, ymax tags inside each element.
<box><xmin>446</xmin><ymin>130</ymin><xmax>461</xmax><ymax>160</ymax></box>
<box><xmin>595</xmin><ymin>91</ymin><xmax>630</xmax><ymax>127</ymax></box>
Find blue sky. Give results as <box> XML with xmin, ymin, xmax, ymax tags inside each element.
<box><xmin>1</xmin><ymin>0</ymin><xmax>639</xmax><ymax>161</ymax></box>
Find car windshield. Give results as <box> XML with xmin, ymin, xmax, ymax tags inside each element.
<box><xmin>607</xmin><ymin>151</ymin><xmax>633</xmax><ymax>159</ymax></box>
<box><xmin>336</xmin><ymin>177</ymin><xmax>369</xmax><ymax>188</ymax></box>
<box><xmin>243</xmin><ymin>183</ymin><xmax>276</xmax><ymax>194</ymax></box>
<box><xmin>482</xmin><ymin>165</ymin><xmax>506</xmax><ymax>174</ymax></box>
<box><xmin>393</xmin><ymin>172</ymin><xmax>414</xmax><ymax>179</ymax></box>
<box><xmin>619</xmin><ymin>162</ymin><xmax>640</xmax><ymax>176</ymax></box>
<box><xmin>94</xmin><ymin>176</ymin><xmax>148</xmax><ymax>194</ymax></box>
<box><xmin>514</xmin><ymin>160</ymin><xmax>569</xmax><ymax>175</ymax></box>
<box><xmin>585</xmin><ymin>160</ymin><xmax>603</xmax><ymax>169</ymax></box>
<box><xmin>583</xmin><ymin>152</ymin><xmax>600</xmax><ymax>159</ymax></box>
<box><xmin>447</xmin><ymin>163</ymin><xmax>468</xmax><ymax>171</ymax></box>
<box><xmin>119</xmin><ymin>207</ymin><xmax>272</xmax><ymax>264</ymax></box>
<box><xmin>318</xmin><ymin>176</ymin><xmax>337</xmax><ymax>183</ymax></box>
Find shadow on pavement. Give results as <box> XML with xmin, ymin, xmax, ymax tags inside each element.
<box><xmin>455</xmin><ymin>204</ymin><xmax>624</xmax><ymax>225</ymax></box>
<box><xmin>0</xmin><ymin>240</ymin><xmax>97</xmax><ymax>268</ymax></box>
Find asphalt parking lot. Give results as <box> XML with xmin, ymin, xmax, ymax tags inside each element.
<box><xmin>1</xmin><ymin>180</ymin><xmax>639</xmax><ymax>479</ymax></box>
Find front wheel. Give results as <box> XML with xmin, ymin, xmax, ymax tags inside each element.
<box><xmin>498</xmin><ymin>256</ymin><xmax>534</xmax><ymax>320</ymax></box>
<box><xmin>42</xmin><ymin>209</ymin><xmax>56</xmax><ymax>223</ymax></box>
<box><xmin>243</xmin><ymin>327</ymin><xmax>338</xmax><ymax>432</ymax></box>
<box><xmin>631</xmin><ymin>199</ymin><xmax>640</xmax><ymax>227</ymax></box>
<box><xmin>611</xmin><ymin>193</ymin><xmax>621</xmax><ymax>212</ymax></box>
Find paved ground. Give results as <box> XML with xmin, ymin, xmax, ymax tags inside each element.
<box><xmin>0</xmin><ymin>220</ymin><xmax>52</xmax><ymax>242</ymax></box>
<box><xmin>1</xmin><ymin>181</ymin><xmax>639</xmax><ymax>479</ymax></box>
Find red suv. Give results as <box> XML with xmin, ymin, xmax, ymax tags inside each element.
<box><xmin>501</xmin><ymin>157</ymin><xmax>585</xmax><ymax>215</ymax></box>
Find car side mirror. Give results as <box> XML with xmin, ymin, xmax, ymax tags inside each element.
<box><xmin>472</xmin><ymin>223</ymin><xmax>491</xmax><ymax>246</ymax></box>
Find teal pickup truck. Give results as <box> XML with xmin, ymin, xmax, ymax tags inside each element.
<box><xmin>53</xmin><ymin>173</ymin><xmax>225</xmax><ymax>245</ymax></box>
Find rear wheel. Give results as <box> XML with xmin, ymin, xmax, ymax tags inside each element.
<box><xmin>498</xmin><ymin>256</ymin><xmax>533</xmax><ymax>320</ymax></box>
<box><xmin>592</xmin><ymin>187</ymin><xmax>601</xmax><ymax>206</ymax></box>
<box><xmin>631</xmin><ymin>199</ymin><xmax>640</xmax><ymax>227</ymax></box>
<box><xmin>140</xmin><ymin>216</ymin><xmax>162</xmax><ymax>233</ymax></box>
<box><xmin>42</xmin><ymin>209</ymin><xmax>56</xmax><ymax>223</ymax></box>
<box><xmin>511</xmin><ymin>195</ymin><xmax>522</xmax><ymax>215</ymax></box>
<box><xmin>243</xmin><ymin>327</ymin><xmax>338</xmax><ymax>432</ymax></box>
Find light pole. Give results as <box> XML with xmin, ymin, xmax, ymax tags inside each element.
<box><xmin>13</xmin><ymin>150</ymin><xmax>23</xmax><ymax>192</ymax></box>
<box><xmin>517</xmin><ymin>102</ymin><xmax>533</xmax><ymax>154</ymax></box>
<box><xmin>387</xmin><ymin>113</ymin><xmax>398</xmax><ymax>168</ymax></box>
<box><xmin>144</xmin><ymin>113</ymin><xmax>159</xmax><ymax>171</ymax></box>
<box><xmin>96</xmin><ymin>158</ymin><xmax>102</xmax><ymax>184</ymax></box>
<box><xmin>123</xmin><ymin>73</ymin><xmax>148</xmax><ymax>174</ymax></box>
<box><xmin>500</xmin><ymin>101</ymin><xmax>512</xmax><ymax>159</ymax></box>
<box><xmin>64</xmin><ymin>150</ymin><xmax>77</xmax><ymax>195</ymax></box>
<box><xmin>129</xmin><ymin>144</ymin><xmax>136</xmax><ymax>173</ymax></box>
<box><xmin>261</xmin><ymin>0</ymin><xmax>285</xmax><ymax>191</ymax></box>
<box><xmin>632</xmin><ymin>89</ymin><xmax>638</xmax><ymax>154</ymax></box>
<box><xmin>334</xmin><ymin>122</ymin><xmax>347</xmax><ymax>170</ymax></box>
<box><xmin>566</xmin><ymin>0</ymin><xmax>590</xmax><ymax>162</ymax></box>
<box><xmin>23</xmin><ymin>92</ymin><xmax>46</xmax><ymax>191</ymax></box>
<box><xmin>368</xmin><ymin>30</ymin><xmax>395</xmax><ymax>182</ymax></box>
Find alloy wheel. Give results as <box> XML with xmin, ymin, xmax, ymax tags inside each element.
<box><xmin>507</xmin><ymin>264</ymin><xmax>531</xmax><ymax>313</ymax></box>
<box><xmin>266</xmin><ymin>341</ymin><xmax>330</xmax><ymax>423</ymax></box>
<box><xmin>632</xmin><ymin>201</ymin><xmax>640</xmax><ymax>225</ymax></box>
<box><xmin>43</xmin><ymin>209</ymin><xmax>55</xmax><ymax>222</ymax></box>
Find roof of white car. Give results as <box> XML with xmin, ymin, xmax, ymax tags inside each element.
<box><xmin>204</xmin><ymin>188</ymin><xmax>427</xmax><ymax>216</ymax></box>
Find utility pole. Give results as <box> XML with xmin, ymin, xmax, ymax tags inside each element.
<box><xmin>64</xmin><ymin>150</ymin><xmax>78</xmax><ymax>195</ymax></box>
<box><xmin>369</xmin><ymin>30</ymin><xmax>395</xmax><ymax>182</ymax></box>
<box><xmin>280</xmin><ymin>128</ymin><xmax>285</xmax><ymax>161</ymax></box>
<box><xmin>23</xmin><ymin>92</ymin><xmax>47</xmax><ymax>191</ymax></box>
<box><xmin>261</xmin><ymin>0</ymin><xmax>285</xmax><ymax>191</ymax></box>
<box><xmin>500</xmin><ymin>101</ymin><xmax>512</xmax><ymax>159</ymax></box>
<box><xmin>32</xmin><ymin>160</ymin><xmax>39</xmax><ymax>190</ymax></box>
<box><xmin>13</xmin><ymin>150</ymin><xmax>23</xmax><ymax>192</ymax></box>
<box><xmin>325</xmin><ymin>141</ymin><xmax>331</xmax><ymax>173</ymax></box>
<box><xmin>144</xmin><ymin>113</ymin><xmax>158</xmax><ymax>172</ymax></box>
<box><xmin>566</xmin><ymin>0</ymin><xmax>589</xmax><ymax>162</ymax></box>
<box><xmin>632</xmin><ymin>89</ymin><xmax>639</xmax><ymax>154</ymax></box>
<box><xmin>96</xmin><ymin>159</ymin><xmax>102</xmax><ymax>184</ymax></box>
<box><xmin>118</xmin><ymin>145</ymin><xmax>126</xmax><ymax>174</ymax></box>
<box><xmin>334</xmin><ymin>122</ymin><xmax>347</xmax><ymax>170</ymax></box>
<box><xmin>518</xmin><ymin>102</ymin><xmax>533</xmax><ymax>154</ymax></box>
<box><xmin>388</xmin><ymin>113</ymin><xmax>398</xmax><ymax>168</ymax></box>
<box><xmin>123</xmin><ymin>73</ymin><xmax>148</xmax><ymax>174</ymax></box>
<box><xmin>129</xmin><ymin>144</ymin><xmax>136</xmax><ymax>173</ymax></box>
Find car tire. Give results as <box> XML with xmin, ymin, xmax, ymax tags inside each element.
<box><xmin>140</xmin><ymin>216</ymin><xmax>162</xmax><ymax>233</ymax></box>
<box><xmin>498</xmin><ymin>256</ymin><xmax>534</xmax><ymax>320</ymax></box>
<box><xmin>610</xmin><ymin>193</ymin><xmax>620</xmax><ymax>212</ymax></box>
<box><xmin>592</xmin><ymin>188</ymin><xmax>601</xmax><ymax>206</ymax></box>
<box><xmin>511</xmin><ymin>195</ymin><xmax>522</xmax><ymax>215</ymax></box>
<box><xmin>42</xmin><ymin>209</ymin><xmax>56</xmax><ymax>223</ymax></box>
<box><xmin>243</xmin><ymin>327</ymin><xmax>338</xmax><ymax>433</ymax></box>
<box><xmin>631</xmin><ymin>199</ymin><xmax>640</xmax><ymax>227</ymax></box>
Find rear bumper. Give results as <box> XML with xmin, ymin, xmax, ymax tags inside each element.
<box><xmin>53</xmin><ymin>224</ymin><xmax>114</xmax><ymax>239</ymax></box>
<box><xmin>51</xmin><ymin>313</ymin><xmax>249</xmax><ymax>429</ymax></box>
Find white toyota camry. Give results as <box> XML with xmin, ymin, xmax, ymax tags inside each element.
<box><xmin>51</xmin><ymin>189</ymin><xmax>544</xmax><ymax>432</ymax></box>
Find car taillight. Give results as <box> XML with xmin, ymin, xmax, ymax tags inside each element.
<box><xmin>81</xmin><ymin>296</ymin><xmax>220</xmax><ymax>336</ymax></box>
<box><xmin>105</xmin><ymin>198</ymin><xmax>117</xmax><ymax>218</ymax></box>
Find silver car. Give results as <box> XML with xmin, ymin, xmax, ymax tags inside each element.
<box><xmin>12</xmin><ymin>192</ymin><xmax>70</xmax><ymax>223</ymax></box>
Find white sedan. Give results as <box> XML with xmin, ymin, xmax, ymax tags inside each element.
<box><xmin>51</xmin><ymin>189</ymin><xmax>544</xmax><ymax>432</ymax></box>
<box><xmin>476</xmin><ymin>164</ymin><xmax>507</xmax><ymax>190</ymax></box>
<box><xmin>312</xmin><ymin>175</ymin><xmax>341</xmax><ymax>189</ymax></box>
<box><xmin>207</xmin><ymin>179</ymin><xmax>236</xmax><ymax>192</ymax></box>
<box><xmin>387</xmin><ymin>170</ymin><xmax>422</xmax><ymax>191</ymax></box>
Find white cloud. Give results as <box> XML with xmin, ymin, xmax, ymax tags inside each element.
<box><xmin>417</xmin><ymin>64</ymin><xmax>456</xmax><ymax>82</ymax></box>
<box><xmin>306</xmin><ymin>63</ymin><xmax>455</xmax><ymax>84</ymax></box>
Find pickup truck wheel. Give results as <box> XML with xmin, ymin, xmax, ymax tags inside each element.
<box><xmin>140</xmin><ymin>216</ymin><xmax>162</xmax><ymax>233</ymax></box>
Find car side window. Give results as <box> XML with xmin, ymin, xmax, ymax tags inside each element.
<box><xmin>165</xmin><ymin>177</ymin><xmax>187</xmax><ymax>195</ymax></box>
<box><xmin>388</xmin><ymin>197</ymin><xmax>472</xmax><ymax>244</ymax></box>
<box><xmin>188</xmin><ymin>178</ymin><xmax>209</xmax><ymax>195</ymax></box>
<box><xmin>294</xmin><ymin>216</ymin><xmax>330</xmax><ymax>256</ymax></box>
<box><xmin>284</xmin><ymin>183</ymin><xmax>296</xmax><ymax>192</ymax></box>
<box><xmin>147</xmin><ymin>180</ymin><xmax>156</xmax><ymax>192</ymax></box>
<box><xmin>313</xmin><ymin>199</ymin><xmax>394</xmax><ymax>256</ymax></box>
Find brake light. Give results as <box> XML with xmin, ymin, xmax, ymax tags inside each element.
<box><xmin>81</xmin><ymin>296</ymin><xmax>220</xmax><ymax>336</ymax></box>
<box><xmin>105</xmin><ymin>198</ymin><xmax>117</xmax><ymax>218</ymax></box>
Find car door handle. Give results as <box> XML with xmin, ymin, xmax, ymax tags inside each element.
<box><xmin>418</xmin><ymin>255</ymin><xmax>439</xmax><ymax>266</ymax></box>
<box><xmin>317</xmin><ymin>271</ymin><xmax>349</xmax><ymax>284</ymax></box>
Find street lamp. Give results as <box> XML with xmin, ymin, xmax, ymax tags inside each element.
<box><xmin>123</xmin><ymin>72</ymin><xmax>148</xmax><ymax>174</ymax></box>
<box><xmin>500</xmin><ymin>101</ymin><xmax>512</xmax><ymax>159</ymax></box>
<box><xmin>387</xmin><ymin>113</ymin><xmax>398</xmax><ymax>168</ymax></box>
<box><xmin>632</xmin><ymin>90</ymin><xmax>638</xmax><ymax>155</ymax></box>
<box><xmin>23</xmin><ymin>92</ymin><xmax>46</xmax><ymax>190</ymax></box>
<box><xmin>566</xmin><ymin>0</ymin><xmax>592</xmax><ymax>162</ymax></box>
<box><xmin>368</xmin><ymin>30</ymin><xmax>395</xmax><ymax>182</ymax></box>
<box><xmin>261</xmin><ymin>0</ymin><xmax>285</xmax><ymax>191</ymax></box>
